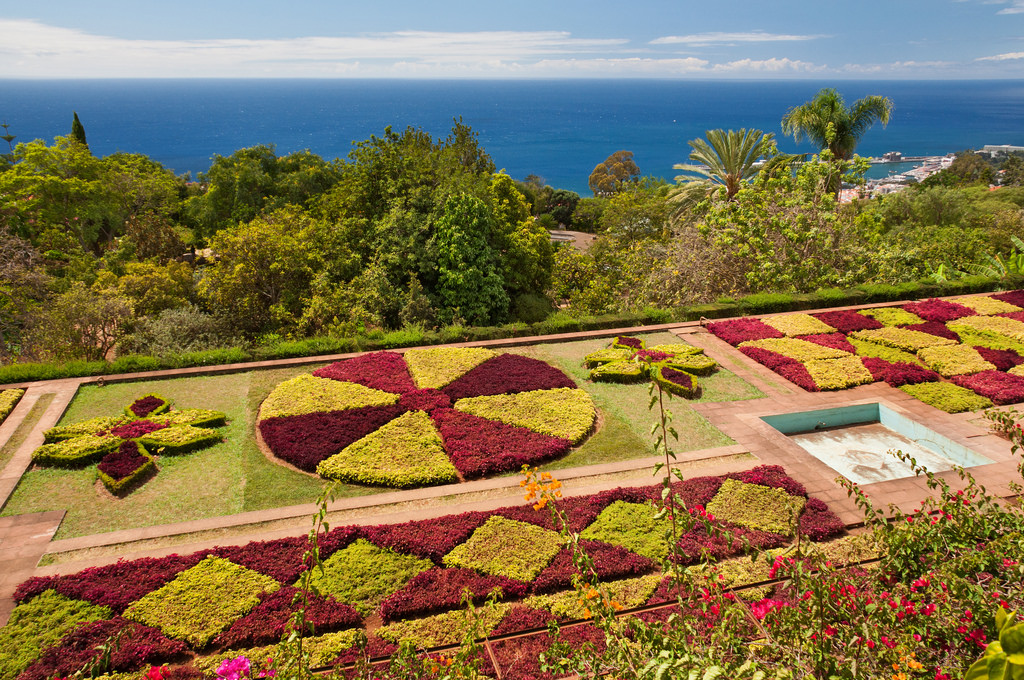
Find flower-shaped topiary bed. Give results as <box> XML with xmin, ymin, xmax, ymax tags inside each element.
<box><xmin>256</xmin><ymin>348</ymin><xmax>598</xmax><ymax>487</ymax></box>
<box><xmin>585</xmin><ymin>336</ymin><xmax>717</xmax><ymax>398</ymax></box>
<box><xmin>707</xmin><ymin>291</ymin><xmax>1024</xmax><ymax>413</ymax></box>
<box><xmin>3</xmin><ymin>465</ymin><xmax>847</xmax><ymax>680</ymax></box>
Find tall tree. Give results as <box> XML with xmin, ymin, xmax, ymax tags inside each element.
<box><xmin>588</xmin><ymin>150</ymin><xmax>640</xmax><ymax>196</ymax></box>
<box><xmin>71</xmin><ymin>111</ymin><xmax>88</xmax><ymax>150</ymax></box>
<box><xmin>673</xmin><ymin>128</ymin><xmax>776</xmax><ymax>201</ymax></box>
<box><xmin>780</xmin><ymin>88</ymin><xmax>893</xmax><ymax>160</ymax></box>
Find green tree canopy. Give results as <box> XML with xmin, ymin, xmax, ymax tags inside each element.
<box><xmin>673</xmin><ymin>129</ymin><xmax>776</xmax><ymax>201</ymax></box>
<box><xmin>781</xmin><ymin>88</ymin><xmax>893</xmax><ymax>160</ymax></box>
<box><xmin>588</xmin><ymin>150</ymin><xmax>640</xmax><ymax>196</ymax></box>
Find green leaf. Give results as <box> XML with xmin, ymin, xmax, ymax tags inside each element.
<box><xmin>965</xmin><ymin>656</ymin><xmax>994</xmax><ymax>680</ymax></box>
<box><xmin>1003</xmin><ymin>623</ymin><xmax>1024</xmax><ymax>661</ymax></box>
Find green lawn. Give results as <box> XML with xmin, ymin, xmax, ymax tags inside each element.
<box><xmin>2</xmin><ymin>332</ymin><xmax>763</xmax><ymax>539</ymax></box>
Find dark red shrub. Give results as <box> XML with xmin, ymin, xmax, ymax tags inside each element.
<box><xmin>898</xmin><ymin>321</ymin><xmax>960</xmax><ymax>342</ymax></box>
<box><xmin>433</xmin><ymin>408</ymin><xmax>572</xmax><ymax>479</ymax></box>
<box><xmin>98</xmin><ymin>441</ymin><xmax>149</xmax><ymax>481</ymax></box>
<box><xmin>635</xmin><ymin>349</ymin><xmax>670</xmax><ymax>363</ymax></box>
<box><xmin>211</xmin><ymin>536</ymin><xmax>309</xmax><ymax>584</ymax></box>
<box><xmin>19</xmin><ymin>617</ymin><xmax>188</xmax><ymax>679</ymax></box>
<box><xmin>774</xmin><ymin>362</ymin><xmax>818</xmax><ymax>392</ymax></box>
<box><xmin>975</xmin><ymin>346</ymin><xmax>1024</xmax><ymax>371</ymax></box>
<box><xmin>674</xmin><ymin>523</ymin><xmax>788</xmax><ymax>564</ymax></box>
<box><xmin>903</xmin><ymin>298</ymin><xmax>976</xmax><ymax>323</ymax></box>
<box><xmin>313</xmin><ymin>351</ymin><xmax>416</xmax><ymax>394</ymax></box>
<box><xmin>531</xmin><ymin>541</ymin><xmax>656</xmax><ymax>594</ymax></box>
<box><xmin>129</xmin><ymin>395</ymin><xmax>167</xmax><ymax>417</ymax></box>
<box><xmin>998</xmin><ymin>311</ymin><xmax>1024</xmax><ymax>323</ymax></box>
<box><xmin>660</xmin><ymin>367</ymin><xmax>696</xmax><ymax>390</ymax></box>
<box><xmin>332</xmin><ymin>634</ymin><xmax>397</xmax><ymax>667</ymax></box>
<box><xmin>811</xmin><ymin>309</ymin><xmax>882</xmax><ymax>333</ymax></box>
<box><xmin>799</xmin><ymin>333</ymin><xmax>856</xmax><ymax>354</ymax></box>
<box><xmin>363</xmin><ymin>512</ymin><xmax>490</xmax><ymax>563</ymax></box>
<box><xmin>671</xmin><ymin>476</ymin><xmax>725</xmax><ymax>508</ymax></box>
<box><xmin>952</xmin><ymin>370</ymin><xmax>1024</xmax><ymax>405</ymax></box>
<box><xmin>799</xmin><ymin>498</ymin><xmax>847</xmax><ymax>541</ymax></box>
<box><xmin>730</xmin><ymin>465</ymin><xmax>807</xmax><ymax>497</ymax></box>
<box><xmin>258</xmin><ymin>405</ymin><xmax>405</xmax><ymax>472</ymax></box>
<box><xmin>860</xmin><ymin>358</ymin><xmax>940</xmax><ymax>387</ymax></box>
<box><xmin>615</xmin><ymin>336</ymin><xmax>645</xmax><ymax>350</ymax></box>
<box><xmin>992</xmin><ymin>290</ymin><xmax>1024</xmax><ymax>307</ymax></box>
<box><xmin>489</xmin><ymin>630</ymin><xmax>556</xmax><ymax>680</ymax></box>
<box><xmin>489</xmin><ymin>605</ymin><xmax>555</xmax><ymax>636</ymax></box>
<box><xmin>442</xmin><ymin>353</ymin><xmax>576</xmax><ymax>401</ymax></box>
<box><xmin>707</xmin><ymin>318</ymin><xmax>784</xmax><ymax>346</ymax></box>
<box><xmin>737</xmin><ymin>345</ymin><xmax>799</xmax><ymax>370</ymax></box>
<box><xmin>214</xmin><ymin>586</ymin><xmax>360</xmax><ymax>649</ymax></box>
<box><xmin>378</xmin><ymin>568</ymin><xmax>529</xmax><ymax>622</ymax></box>
<box><xmin>397</xmin><ymin>389</ymin><xmax>451</xmax><ymax>414</ymax></box>
<box><xmin>494</xmin><ymin>494</ymin><xmax>607</xmax><ymax>534</ymax></box>
<box><xmin>107</xmin><ymin>419</ymin><xmax>168</xmax><ymax>440</ymax></box>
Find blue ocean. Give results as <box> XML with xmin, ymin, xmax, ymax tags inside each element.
<box><xmin>3</xmin><ymin>79</ymin><xmax>1024</xmax><ymax>194</ymax></box>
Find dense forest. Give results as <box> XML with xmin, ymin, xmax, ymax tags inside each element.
<box><xmin>2</xmin><ymin>113</ymin><xmax>1024</xmax><ymax>367</ymax></box>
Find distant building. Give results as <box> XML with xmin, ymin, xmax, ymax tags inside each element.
<box><xmin>881</xmin><ymin>151</ymin><xmax>903</xmax><ymax>162</ymax></box>
<box><xmin>983</xmin><ymin>144</ymin><xmax>1024</xmax><ymax>157</ymax></box>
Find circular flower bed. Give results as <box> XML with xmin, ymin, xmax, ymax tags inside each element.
<box><xmin>256</xmin><ymin>349</ymin><xmax>597</xmax><ymax>487</ymax></box>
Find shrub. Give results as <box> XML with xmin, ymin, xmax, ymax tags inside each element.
<box><xmin>44</xmin><ymin>415</ymin><xmax>129</xmax><ymax>442</ymax></box>
<box><xmin>652</xmin><ymin>365</ymin><xmax>700</xmax><ymax>398</ymax></box>
<box><xmin>706</xmin><ymin>479</ymin><xmax>806</xmax><ymax>536</ymax></box>
<box><xmin>122</xmin><ymin>556</ymin><xmax>280</xmax><ymax>648</ymax></box>
<box><xmin>737</xmin><ymin>345</ymin><xmax>799</xmax><ymax>371</ymax></box>
<box><xmin>739</xmin><ymin>292</ymin><xmax>794</xmax><ymax>314</ymax></box>
<box><xmin>125</xmin><ymin>393</ymin><xmax>170</xmax><ymax>418</ymax></box>
<box><xmin>376</xmin><ymin>604</ymin><xmax>510</xmax><ymax>649</ymax></box>
<box><xmin>858</xmin><ymin>306</ymin><xmax>925</xmax><ymax>327</ymax></box>
<box><xmin>903</xmin><ymin>298</ymin><xmax>976</xmax><ymax>323</ymax></box>
<box><xmin>589</xmin><ymin>359</ymin><xmax>647</xmax><ymax>383</ymax></box>
<box><xmin>316</xmin><ymin>410</ymin><xmax>458</xmax><ymax>488</ymax></box>
<box><xmin>106</xmin><ymin>419</ymin><xmax>168</xmax><ymax>439</ymax></box>
<box><xmin>304</xmin><ymin>539</ymin><xmax>433</xmax><ymax>616</ymax></box>
<box><xmin>860</xmin><ymin>358</ymin><xmax>941</xmax><ymax>387</ymax></box>
<box><xmin>673</xmin><ymin>523</ymin><xmax>788</xmax><ymax>565</ymax></box>
<box><xmin>583</xmin><ymin>348</ymin><xmax>633</xmax><ymax>367</ymax></box>
<box><xmin>729</xmin><ymin>465</ymin><xmax>807</xmax><ymax>497</ymax></box>
<box><xmin>649</xmin><ymin>343</ymin><xmax>703</xmax><ymax>356</ymax></box>
<box><xmin>706</xmin><ymin>318</ymin><xmax>784</xmax><ymax>346</ymax></box>
<box><xmin>775</xmin><ymin>362</ymin><xmax>819</xmax><ymax>391</ymax></box>
<box><xmin>898</xmin><ymin>320</ymin><xmax>961</xmax><ymax>342</ymax></box>
<box><xmin>97</xmin><ymin>441</ymin><xmax>156</xmax><ymax>495</ymax></box>
<box><xmin>157</xmin><ymin>408</ymin><xmax>227</xmax><ymax>428</ymax></box>
<box><xmin>974</xmin><ymin>346</ymin><xmax>1024</xmax><ymax>371</ymax></box>
<box><xmin>664</xmin><ymin>353</ymin><xmax>718</xmax><ymax>376</ymax></box>
<box><xmin>31</xmin><ymin>435</ymin><xmax>119</xmax><ymax>467</ymax></box>
<box><xmin>432</xmin><ymin>408</ymin><xmax>572</xmax><ymax>479</ymax></box>
<box><xmin>812</xmin><ymin>309</ymin><xmax>882</xmax><ymax>333</ymax></box>
<box><xmin>258</xmin><ymin>374</ymin><xmax>398</xmax><ymax>419</ymax></box>
<box><xmin>917</xmin><ymin>344</ymin><xmax>996</xmax><ymax>377</ymax></box>
<box><xmin>531</xmin><ymin>540</ymin><xmax>656</xmax><ymax>594</ymax></box>
<box><xmin>740</xmin><ymin>337</ymin><xmax>851</xmax><ymax>361</ymax></box>
<box><xmin>798</xmin><ymin>333</ymin><xmax>856</xmax><ymax>353</ymax></box>
<box><xmin>992</xmin><ymin>289</ymin><xmax>1024</xmax><ymax>307</ymax></box>
<box><xmin>524</xmin><ymin>574</ymin><xmax>662</xmax><ymax>620</ymax></box>
<box><xmin>953</xmin><ymin>294</ymin><xmax>1022</xmax><ymax>315</ymax></box>
<box><xmin>848</xmin><ymin>337</ymin><xmax>923</xmax><ymax>365</ymax></box>
<box><xmin>136</xmin><ymin>425</ymin><xmax>222</xmax><ymax>455</ymax></box>
<box><xmin>454</xmin><ymin>387</ymin><xmax>596</xmax><ymax>443</ymax></box>
<box><xmin>210</xmin><ymin>528</ymin><xmax>361</xmax><ymax>584</ymax></box>
<box><xmin>803</xmin><ymin>357</ymin><xmax>874</xmax><ymax>390</ymax></box>
<box><xmin>378</xmin><ymin>567</ymin><xmax>529</xmax><ymax>622</ymax></box>
<box><xmin>899</xmin><ymin>382</ymin><xmax>994</xmax><ymax>413</ymax></box>
<box><xmin>404</xmin><ymin>347</ymin><xmax>497</xmax><ymax>389</ymax></box>
<box><xmin>848</xmin><ymin>327</ymin><xmax>956</xmax><ymax>353</ymax></box>
<box><xmin>0</xmin><ymin>388</ymin><xmax>24</xmax><ymax>423</ymax></box>
<box><xmin>798</xmin><ymin>497</ymin><xmax>847</xmax><ymax>541</ymax></box>
<box><xmin>442</xmin><ymin>353</ymin><xmax>576</xmax><ymax>400</ymax></box>
<box><xmin>213</xmin><ymin>586</ymin><xmax>360</xmax><ymax>649</ymax></box>
<box><xmin>612</xmin><ymin>336</ymin><xmax>645</xmax><ymax>351</ymax></box>
<box><xmin>0</xmin><ymin>590</ymin><xmax>112</xmax><ymax>680</ymax></box>
<box><xmin>580</xmin><ymin>501</ymin><xmax>670</xmax><ymax>561</ymax></box>
<box><xmin>258</xmin><ymin>405</ymin><xmax>404</xmax><ymax>472</ymax></box>
<box><xmin>397</xmin><ymin>388</ymin><xmax>451</xmax><ymax>414</ymax></box>
<box><xmin>951</xmin><ymin>370</ymin><xmax>1024</xmax><ymax>405</ymax></box>
<box><xmin>363</xmin><ymin>512</ymin><xmax>491</xmax><ymax>563</ymax></box>
<box><xmin>312</xmin><ymin>351</ymin><xmax>416</xmax><ymax>394</ymax></box>
<box><xmin>949</xmin><ymin>315</ymin><xmax>1024</xmax><ymax>344</ymax></box>
<box><xmin>443</xmin><ymin>516</ymin><xmax>563</xmax><ymax>582</ymax></box>
<box><xmin>762</xmin><ymin>313</ymin><xmax>836</xmax><ymax>337</ymax></box>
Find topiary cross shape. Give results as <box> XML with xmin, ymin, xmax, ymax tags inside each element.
<box><xmin>32</xmin><ymin>393</ymin><xmax>227</xmax><ymax>495</ymax></box>
<box><xmin>584</xmin><ymin>336</ymin><xmax>718</xmax><ymax>398</ymax></box>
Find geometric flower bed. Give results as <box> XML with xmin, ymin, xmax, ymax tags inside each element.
<box><xmin>257</xmin><ymin>349</ymin><xmax>597</xmax><ymax>487</ymax></box>
<box><xmin>6</xmin><ymin>465</ymin><xmax>845</xmax><ymax>678</ymax></box>
<box><xmin>0</xmin><ymin>387</ymin><xmax>24</xmax><ymax>425</ymax></box>
<box><xmin>30</xmin><ymin>395</ymin><xmax>227</xmax><ymax>495</ymax></box>
<box><xmin>707</xmin><ymin>292</ymin><xmax>1024</xmax><ymax>412</ymax></box>
<box><xmin>585</xmin><ymin>336</ymin><xmax>716</xmax><ymax>398</ymax></box>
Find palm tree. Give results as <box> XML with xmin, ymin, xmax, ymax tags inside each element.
<box><xmin>672</xmin><ymin>128</ymin><xmax>776</xmax><ymax>201</ymax></box>
<box><xmin>781</xmin><ymin>88</ymin><xmax>893</xmax><ymax>160</ymax></box>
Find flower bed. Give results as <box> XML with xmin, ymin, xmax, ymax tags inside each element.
<box><xmin>898</xmin><ymin>320</ymin><xmax>961</xmax><ymax>342</ymax></box>
<box><xmin>126</xmin><ymin>393</ymin><xmax>170</xmax><ymax>418</ymax></box>
<box><xmin>812</xmin><ymin>309</ymin><xmax>882</xmax><ymax>333</ymax></box>
<box><xmin>974</xmin><ymin>346</ymin><xmax>1024</xmax><ymax>371</ymax></box>
<box><xmin>898</xmin><ymin>382</ymin><xmax>994</xmax><ymax>413</ymax></box>
<box><xmin>802</xmin><ymin>357</ymin><xmax>874</xmax><ymax>391</ymax></box>
<box><xmin>950</xmin><ymin>314</ymin><xmax>1024</xmax><ymax>344</ymax></box>
<box><xmin>917</xmin><ymin>344</ymin><xmax>996</xmax><ymax>377</ymax></box>
<box><xmin>665</xmin><ymin>353</ymin><xmax>718</xmax><ymax>376</ymax></box>
<box><xmin>588</xmin><ymin>359</ymin><xmax>647</xmax><ymax>383</ymax></box>
<box><xmin>858</xmin><ymin>307</ymin><xmax>924</xmax><ymax>327</ymax></box>
<box><xmin>739</xmin><ymin>337</ymin><xmax>851</xmax><ymax>361</ymax></box>
<box><xmin>762</xmin><ymin>313</ymin><xmax>836</xmax><ymax>337</ymax></box>
<box><xmin>96</xmin><ymin>441</ymin><xmax>156</xmax><ymax>495</ymax></box>
<box><xmin>955</xmin><ymin>294</ymin><xmax>1022</xmax><ymax>315</ymax></box>
<box><xmin>706</xmin><ymin>318</ymin><xmax>784</xmax><ymax>346</ymax></box>
<box><xmin>902</xmin><ymin>298</ymin><xmax>976</xmax><ymax>323</ymax></box>
<box><xmin>799</xmin><ymin>333</ymin><xmax>857</xmax><ymax>353</ymax></box>
<box><xmin>583</xmin><ymin>348</ymin><xmax>632</xmax><ymax>368</ymax></box>
<box><xmin>848</xmin><ymin>327</ymin><xmax>955</xmax><ymax>353</ymax></box>
<box><xmin>0</xmin><ymin>388</ymin><xmax>24</xmax><ymax>424</ymax></box>
<box><xmin>31</xmin><ymin>435</ymin><xmax>119</xmax><ymax>468</ymax></box>
<box><xmin>951</xmin><ymin>370</ymin><xmax>1024</xmax><ymax>405</ymax></box>
<box><xmin>860</xmin><ymin>358</ymin><xmax>940</xmax><ymax>387</ymax></box>
<box><xmin>585</xmin><ymin>336</ymin><xmax>716</xmax><ymax>398</ymax></box>
<box><xmin>652</xmin><ymin>365</ymin><xmax>700</xmax><ymax>398</ymax></box>
<box><xmin>612</xmin><ymin>335</ymin><xmax>645</xmax><ymax>351</ymax></box>
<box><xmin>258</xmin><ymin>349</ymin><xmax>594</xmax><ymax>485</ymax></box>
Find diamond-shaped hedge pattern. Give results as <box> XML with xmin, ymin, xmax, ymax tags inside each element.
<box><xmin>706</xmin><ymin>479</ymin><xmax>806</xmax><ymax>536</ymax></box>
<box><xmin>444</xmin><ymin>516</ymin><xmax>563</xmax><ymax>582</ymax></box>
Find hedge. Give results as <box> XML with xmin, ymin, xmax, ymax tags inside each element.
<box><xmin>443</xmin><ymin>516</ymin><xmax>564</xmax><ymax>582</ymax></box>
<box><xmin>454</xmin><ymin>388</ymin><xmax>597</xmax><ymax>443</ymax></box>
<box><xmin>97</xmin><ymin>441</ymin><xmax>156</xmax><ymax>495</ymax></box>
<box><xmin>706</xmin><ymin>479</ymin><xmax>807</xmax><ymax>536</ymax></box>
<box><xmin>137</xmin><ymin>424</ymin><xmax>222</xmax><ymax>456</ymax></box>
<box><xmin>31</xmin><ymin>434</ymin><xmax>119</xmax><ymax>467</ymax></box>
<box><xmin>583</xmin><ymin>348</ymin><xmax>633</xmax><ymax>368</ymax></box>
<box><xmin>44</xmin><ymin>415</ymin><xmax>129</xmax><ymax>443</ymax></box>
<box><xmin>588</xmin><ymin>359</ymin><xmax>647</xmax><ymax>383</ymax></box>
<box><xmin>762</xmin><ymin>313</ymin><xmax>836</xmax><ymax>337</ymax></box>
<box><xmin>0</xmin><ymin>388</ymin><xmax>24</xmax><ymax>424</ymax></box>
<box><xmin>125</xmin><ymin>393</ymin><xmax>170</xmax><ymax>418</ymax></box>
<box><xmin>652</xmin><ymin>365</ymin><xmax>700</xmax><ymax>398</ymax></box>
<box><xmin>898</xmin><ymin>382</ymin><xmax>994</xmax><ymax>413</ymax></box>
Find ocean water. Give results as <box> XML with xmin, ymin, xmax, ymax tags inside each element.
<box><xmin>3</xmin><ymin>79</ymin><xmax>1024</xmax><ymax>195</ymax></box>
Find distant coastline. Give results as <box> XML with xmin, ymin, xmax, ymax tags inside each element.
<box><xmin>4</xmin><ymin>78</ymin><xmax>1024</xmax><ymax>194</ymax></box>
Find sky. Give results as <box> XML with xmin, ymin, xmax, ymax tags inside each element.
<box><xmin>2</xmin><ymin>0</ymin><xmax>1024</xmax><ymax>79</ymax></box>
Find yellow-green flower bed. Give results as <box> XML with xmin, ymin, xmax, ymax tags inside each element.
<box><xmin>848</xmin><ymin>337</ymin><xmax>924</xmax><ymax>366</ymax></box>
<box><xmin>648</xmin><ymin>343</ymin><xmax>704</xmax><ymax>356</ymax></box>
<box><xmin>404</xmin><ymin>347</ymin><xmax>496</xmax><ymax>389</ymax></box>
<box><xmin>588</xmin><ymin>360</ymin><xmax>647</xmax><ymax>383</ymax></box>
<box><xmin>523</xmin><ymin>573</ymin><xmax>662</xmax><ymax>619</ymax></box>
<box><xmin>454</xmin><ymin>388</ymin><xmax>596</xmax><ymax>443</ymax></box>
<box><xmin>316</xmin><ymin>411</ymin><xmax>458</xmax><ymax>488</ymax></box>
<box><xmin>953</xmin><ymin>294</ymin><xmax>1022</xmax><ymax>315</ymax></box>
<box><xmin>762</xmin><ymin>313</ymin><xmax>836</xmax><ymax>337</ymax></box>
<box><xmin>44</xmin><ymin>415</ymin><xmax>130</xmax><ymax>442</ymax></box>
<box><xmin>580</xmin><ymin>501</ymin><xmax>670</xmax><ymax>561</ymax></box>
<box><xmin>949</xmin><ymin>315</ymin><xmax>1024</xmax><ymax>345</ymax></box>
<box><xmin>858</xmin><ymin>307</ymin><xmax>925</xmax><ymax>327</ymax></box>
<box><xmin>666</xmin><ymin>353</ymin><xmax>718</xmax><ymax>376</ymax></box>
<box><xmin>31</xmin><ymin>434</ymin><xmax>119</xmax><ymax>467</ymax></box>
<box><xmin>917</xmin><ymin>345</ymin><xmax>997</xmax><ymax>378</ymax></box>
<box><xmin>706</xmin><ymin>479</ymin><xmax>807</xmax><ymax>536</ymax></box>
<box><xmin>444</xmin><ymin>516</ymin><xmax>563</xmax><ymax>582</ymax></box>
<box><xmin>0</xmin><ymin>388</ymin><xmax>25</xmax><ymax>424</ymax></box>
<box><xmin>898</xmin><ymin>382</ymin><xmax>994</xmax><ymax>413</ymax></box>
<box><xmin>376</xmin><ymin>604</ymin><xmax>511</xmax><ymax>648</ymax></box>
<box><xmin>740</xmin><ymin>337</ymin><xmax>850</xmax><ymax>361</ymax></box>
<box><xmin>136</xmin><ymin>424</ymin><xmax>222</xmax><ymax>455</ymax></box>
<box><xmin>583</xmin><ymin>348</ymin><xmax>632</xmax><ymax>368</ymax></box>
<box><xmin>848</xmin><ymin>327</ymin><xmax>956</xmax><ymax>353</ymax></box>
<box><xmin>803</xmin><ymin>357</ymin><xmax>874</xmax><ymax>390</ymax></box>
<box><xmin>258</xmin><ymin>374</ymin><xmax>398</xmax><ymax>419</ymax></box>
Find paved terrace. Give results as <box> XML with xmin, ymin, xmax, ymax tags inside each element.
<box><xmin>0</xmin><ymin>298</ymin><xmax>1017</xmax><ymax>631</ymax></box>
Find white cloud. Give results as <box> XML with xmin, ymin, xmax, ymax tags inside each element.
<box><xmin>977</xmin><ymin>51</ymin><xmax>1024</xmax><ymax>60</ymax></box>
<box><xmin>650</xmin><ymin>31</ymin><xmax>825</xmax><ymax>46</ymax></box>
<box><xmin>998</xmin><ymin>1</ymin><xmax>1024</xmax><ymax>13</ymax></box>
<box><xmin>711</xmin><ymin>57</ymin><xmax>822</xmax><ymax>72</ymax></box>
<box><xmin>529</xmin><ymin>57</ymin><xmax>710</xmax><ymax>75</ymax></box>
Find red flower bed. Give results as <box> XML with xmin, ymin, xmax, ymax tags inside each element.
<box><xmin>433</xmin><ymin>408</ymin><xmax>573</xmax><ymax>479</ymax></box>
<box><xmin>97</xmin><ymin>441</ymin><xmax>150</xmax><ymax>481</ymax></box>
<box><xmin>489</xmin><ymin>605</ymin><xmax>555</xmax><ymax>636</ymax></box>
<box><xmin>208</xmin><ymin>530</ymin><xmax>362</xmax><ymax>585</ymax></box>
<box><xmin>898</xmin><ymin>321</ymin><xmax>961</xmax><ymax>342</ymax></box>
<box><xmin>774</xmin><ymin>362</ymin><xmax>819</xmax><ymax>392</ymax></box>
<box><xmin>491</xmin><ymin>623</ymin><xmax>605</xmax><ymax>680</ymax></box>
<box><xmin>707</xmin><ymin>318</ymin><xmax>784</xmax><ymax>346</ymax></box>
<box><xmin>378</xmin><ymin>567</ymin><xmax>529</xmax><ymax>622</ymax></box>
<box><xmin>257</xmin><ymin>405</ymin><xmax>405</xmax><ymax>472</ymax></box>
<box><xmin>902</xmin><ymin>298</ymin><xmax>976</xmax><ymax>323</ymax></box>
<box><xmin>861</xmin><ymin>358</ymin><xmax>940</xmax><ymax>387</ymax></box>
<box><xmin>730</xmin><ymin>465</ymin><xmax>808</xmax><ymax>497</ymax></box>
<box><xmin>799</xmin><ymin>333</ymin><xmax>856</xmax><ymax>354</ymax></box>
<box><xmin>19</xmin><ymin>617</ymin><xmax>188</xmax><ymax>680</ymax></box>
<box><xmin>531</xmin><ymin>541</ymin><xmax>656</xmax><ymax>594</ymax></box>
<box><xmin>129</xmin><ymin>395</ymin><xmax>167</xmax><ymax>418</ymax></box>
<box><xmin>672</xmin><ymin>476</ymin><xmax>725</xmax><ymax>508</ymax></box>
<box><xmin>992</xmin><ymin>289</ymin><xmax>1024</xmax><ymax>307</ymax></box>
<box><xmin>106</xmin><ymin>419</ymin><xmax>168</xmax><ymax>440</ymax></box>
<box><xmin>615</xmin><ymin>336</ymin><xmax>645</xmax><ymax>350</ymax></box>
<box><xmin>811</xmin><ymin>310</ymin><xmax>882</xmax><ymax>333</ymax></box>
<box><xmin>673</xmin><ymin>524</ymin><xmax>789</xmax><ymax>565</ymax></box>
<box><xmin>214</xmin><ymin>586</ymin><xmax>361</xmax><ymax>649</ymax></box>
<box><xmin>331</xmin><ymin>635</ymin><xmax>397</xmax><ymax>668</ymax></box>
<box><xmin>975</xmin><ymin>346</ymin><xmax>1024</xmax><ymax>371</ymax></box>
<box><xmin>313</xmin><ymin>351</ymin><xmax>417</xmax><ymax>394</ymax></box>
<box><xmin>362</xmin><ymin>512</ymin><xmax>491</xmax><ymax>563</ymax></box>
<box><xmin>998</xmin><ymin>311</ymin><xmax>1024</xmax><ymax>323</ymax></box>
<box><xmin>660</xmin><ymin>367</ymin><xmax>696</xmax><ymax>391</ymax></box>
<box><xmin>738</xmin><ymin>345</ymin><xmax>799</xmax><ymax>370</ymax></box>
<box><xmin>495</xmin><ymin>494</ymin><xmax>608</xmax><ymax>534</ymax></box>
<box><xmin>442</xmin><ymin>353</ymin><xmax>576</xmax><ymax>401</ymax></box>
<box><xmin>798</xmin><ymin>498</ymin><xmax>846</xmax><ymax>541</ymax></box>
<box><xmin>397</xmin><ymin>389</ymin><xmax>451</xmax><ymax>414</ymax></box>
<box><xmin>635</xmin><ymin>349</ymin><xmax>670</xmax><ymax>363</ymax></box>
<box><xmin>952</xmin><ymin>370</ymin><xmax>1024</xmax><ymax>405</ymax></box>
